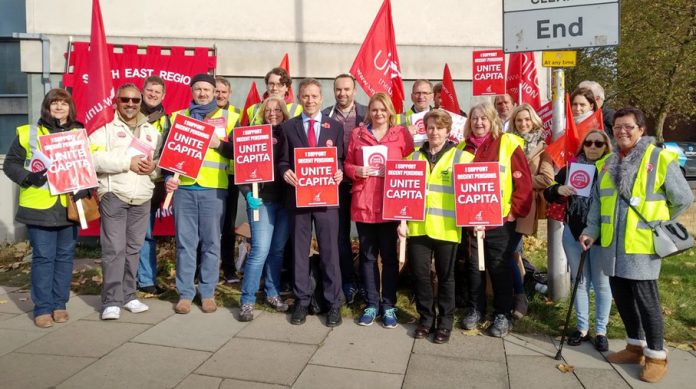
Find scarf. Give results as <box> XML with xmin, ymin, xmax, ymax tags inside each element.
<box><xmin>467</xmin><ymin>132</ymin><xmax>491</xmax><ymax>149</ymax></box>
<box><xmin>573</xmin><ymin>110</ymin><xmax>593</xmax><ymax>124</ymax></box>
<box><xmin>513</xmin><ymin>129</ymin><xmax>544</xmax><ymax>156</ymax></box>
<box><xmin>188</xmin><ymin>100</ymin><xmax>217</xmax><ymax>120</ymax></box>
<box><xmin>141</xmin><ymin>103</ymin><xmax>166</xmax><ymax>124</ymax></box>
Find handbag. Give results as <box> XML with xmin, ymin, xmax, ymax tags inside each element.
<box><xmin>545</xmin><ymin>197</ymin><xmax>567</xmax><ymax>222</ymax></box>
<box><xmin>67</xmin><ymin>191</ymin><xmax>100</xmax><ymax>223</ymax></box>
<box><xmin>620</xmin><ymin>195</ymin><xmax>693</xmax><ymax>258</ymax></box>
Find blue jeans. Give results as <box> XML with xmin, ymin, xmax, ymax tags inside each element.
<box><xmin>28</xmin><ymin>224</ymin><xmax>78</xmax><ymax>316</ymax></box>
<box><xmin>562</xmin><ymin>226</ymin><xmax>611</xmax><ymax>334</ymax></box>
<box><xmin>137</xmin><ymin>207</ymin><xmax>157</xmax><ymax>288</ymax></box>
<box><xmin>174</xmin><ymin>188</ymin><xmax>226</xmax><ymax>300</ymax></box>
<box><xmin>241</xmin><ymin>201</ymin><xmax>290</xmax><ymax>305</ymax></box>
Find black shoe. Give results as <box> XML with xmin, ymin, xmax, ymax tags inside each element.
<box><xmin>434</xmin><ymin>328</ymin><xmax>452</xmax><ymax>344</ymax></box>
<box><xmin>291</xmin><ymin>304</ymin><xmax>308</xmax><ymax>325</ymax></box>
<box><xmin>567</xmin><ymin>330</ymin><xmax>591</xmax><ymax>346</ymax></box>
<box><xmin>594</xmin><ymin>334</ymin><xmax>609</xmax><ymax>352</ymax></box>
<box><xmin>326</xmin><ymin>306</ymin><xmax>342</xmax><ymax>327</ymax></box>
<box><xmin>414</xmin><ymin>324</ymin><xmax>432</xmax><ymax>339</ymax></box>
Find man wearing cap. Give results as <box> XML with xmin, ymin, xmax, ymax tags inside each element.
<box><xmin>165</xmin><ymin>73</ymin><xmax>235</xmax><ymax>315</ymax></box>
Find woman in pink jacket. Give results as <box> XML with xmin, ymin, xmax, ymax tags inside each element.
<box><xmin>344</xmin><ymin>92</ymin><xmax>414</xmax><ymax>328</ymax></box>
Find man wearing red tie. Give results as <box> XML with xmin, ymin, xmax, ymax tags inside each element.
<box><xmin>278</xmin><ymin>78</ymin><xmax>345</xmax><ymax>327</ymax></box>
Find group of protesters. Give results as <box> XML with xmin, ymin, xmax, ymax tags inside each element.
<box><xmin>4</xmin><ymin>65</ymin><xmax>692</xmax><ymax>383</ymax></box>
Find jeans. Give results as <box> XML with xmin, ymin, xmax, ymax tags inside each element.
<box><xmin>562</xmin><ymin>227</ymin><xmax>611</xmax><ymax>334</ymax></box>
<box><xmin>356</xmin><ymin>221</ymin><xmax>399</xmax><ymax>311</ymax></box>
<box><xmin>174</xmin><ymin>188</ymin><xmax>226</xmax><ymax>300</ymax></box>
<box><xmin>509</xmin><ymin>232</ymin><xmax>524</xmax><ymax>294</ymax></box>
<box><xmin>137</xmin><ymin>206</ymin><xmax>157</xmax><ymax>288</ymax></box>
<box><xmin>240</xmin><ymin>201</ymin><xmax>290</xmax><ymax>305</ymax></box>
<box><xmin>28</xmin><ymin>224</ymin><xmax>78</xmax><ymax>317</ymax></box>
<box><xmin>610</xmin><ymin>276</ymin><xmax>664</xmax><ymax>351</ymax></box>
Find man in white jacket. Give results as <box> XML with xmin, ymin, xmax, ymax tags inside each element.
<box><xmin>90</xmin><ymin>83</ymin><xmax>161</xmax><ymax>320</ymax></box>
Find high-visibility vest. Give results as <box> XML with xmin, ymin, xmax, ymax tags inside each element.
<box><xmin>220</xmin><ymin>107</ymin><xmax>240</xmax><ymax>174</ymax></box>
<box><xmin>407</xmin><ymin>147</ymin><xmax>474</xmax><ymax>243</ymax></box>
<box><xmin>16</xmin><ymin>124</ymin><xmax>68</xmax><ymax>209</ymax></box>
<box><xmin>395</xmin><ymin>107</ymin><xmax>415</xmax><ymax>126</ymax></box>
<box><xmin>246</xmin><ymin>102</ymin><xmax>302</xmax><ymax>125</ymax></box>
<box><xmin>171</xmin><ymin>108</ymin><xmax>234</xmax><ymax>189</ymax></box>
<box><xmin>596</xmin><ymin>144</ymin><xmax>676</xmax><ymax>254</ymax></box>
<box><xmin>151</xmin><ymin>114</ymin><xmax>170</xmax><ymax>134</ymax></box>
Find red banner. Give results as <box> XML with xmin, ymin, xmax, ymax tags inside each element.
<box><xmin>64</xmin><ymin>43</ymin><xmax>216</xmax><ymax>116</ymax></box>
<box><xmin>382</xmin><ymin>159</ymin><xmax>427</xmax><ymax>221</ymax></box>
<box><xmin>38</xmin><ymin>129</ymin><xmax>98</xmax><ymax>195</ymax></box>
<box><xmin>506</xmin><ymin>52</ymin><xmax>541</xmax><ymax>110</ymax></box>
<box><xmin>537</xmin><ymin>101</ymin><xmax>553</xmax><ymax>143</ymax></box>
<box><xmin>454</xmin><ymin>162</ymin><xmax>503</xmax><ymax>227</ymax></box>
<box><xmin>472</xmin><ymin>50</ymin><xmax>506</xmax><ymax>96</ymax></box>
<box><xmin>441</xmin><ymin>64</ymin><xmax>462</xmax><ymax>113</ymax></box>
<box><xmin>158</xmin><ymin>115</ymin><xmax>215</xmax><ymax>179</ymax></box>
<box><xmin>294</xmin><ymin>147</ymin><xmax>339</xmax><ymax>207</ymax></box>
<box><xmin>350</xmin><ymin>0</ymin><xmax>405</xmax><ymax>113</ymax></box>
<box><xmin>233</xmin><ymin>125</ymin><xmax>274</xmax><ymax>184</ymax></box>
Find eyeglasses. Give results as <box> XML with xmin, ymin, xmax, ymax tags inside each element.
<box><xmin>614</xmin><ymin>124</ymin><xmax>638</xmax><ymax>132</ymax></box>
<box><xmin>118</xmin><ymin>97</ymin><xmax>141</xmax><ymax>104</ymax></box>
<box><xmin>413</xmin><ymin>92</ymin><xmax>433</xmax><ymax>96</ymax></box>
<box><xmin>583</xmin><ymin>140</ymin><xmax>606</xmax><ymax>148</ymax></box>
<box><xmin>265</xmin><ymin>108</ymin><xmax>282</xmax><ymax>113</ymax></box>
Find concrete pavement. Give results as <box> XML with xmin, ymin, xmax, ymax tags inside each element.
<box><xmin>1</xmin><ymin>287</ymin><xmax>694</xmax><ymax>389</ymax></box>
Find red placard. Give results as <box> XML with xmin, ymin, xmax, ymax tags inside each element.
<box><xmin>472</xmin><ymin>49</ymin><xmax>506</xmax><ymax>96</ymax></box>
<box><xmin>38</xmin><ymin>129</ymin><xmax>98</xmax><ymax>195</ymax></box>
<box><xmin>454</xmin><ymin>162</ymin><xmax>503</xmax><ymax>226</ymax></box>
<box><xmin>158</xmin><ymin>115</ymin><xmax>215</xmax><ymax>179</ymax></box>
<box><xmin>233</xmin><ymin>125</ymin><xmax>274</xmax><ymax>184</ymax></box>
<box><xmin>382</xmin><ymin>159</ymin><xmax>427</xmax><ymax>221</ymax></box>
<box><xmin>294</xmin><ymin>147</ymin><xmax>339</xmax><ymax>207</ymax></box>
<box><xmin>537</xmin><ymin>101</ymin><xmax>553</xmax><ymax>143</ymax></box>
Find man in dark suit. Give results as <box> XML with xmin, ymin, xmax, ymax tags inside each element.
<box><xmin>279</xmin><ymin>78</ymin><xmax>345</xmax><ymax>327</ymax></box>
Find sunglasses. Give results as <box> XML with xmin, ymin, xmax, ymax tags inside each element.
<box><xmin>118</xmin><ymin>97</ymin><xmax>141</xmax><ymax>104</ymax></box>
<box><xmin>583</xmin><ymin>140</ymin><xmax>606</xmax><ymax>148</ymax></box>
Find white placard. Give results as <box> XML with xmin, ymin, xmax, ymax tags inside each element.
<box><xmin>409</xmin><ymin>111</ymin><xmax>428</xmax><ymax>146</ymax></box>
<box><xmin>566</xmin><ymin>162</ymin><xmax>595</xmax><ymax>198</ymax></box>
<box><xmin>362</xmin><ymin>145</ymin><xmax>388</xmax><ymax>176</ymax></box>
<box><xmin>28</xmin><ymin>149</ymin><xmax>52</xmax><ymax>172</ymax></box>
<box><xmin>445</xmin><ymin>110</ymin><xmax>467</xmax><ymax>145</ymax></box>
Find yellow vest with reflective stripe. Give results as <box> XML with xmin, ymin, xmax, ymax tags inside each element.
<box><xmin>596</xmin><ymin>145</ymin><xmax>675</xmax><ymax>254</ymax></box>
<box><xmin>16</xmin><ymin>124</ymin><xmax>68</xmax><ymax>209</ymax></box>
<box><xmin>407</xmin><ymin>146</ymin><xmax>474</xmax><ymax>243</ymax></box>
<box><xmin>220</xmin><ymin>107</ymin><xmax>240</xmax><ymax>174</ymax></box>
<box><xmin>395</xmin><ymin>107</ymin><xmax>415</xmax><ymax>126</ymax></box>
<box><xmin>151</xmin><ymin>114</ymin><xmax>169</xmax><ymax>134</ymax></box>
<box><xmin>171</xmin><ymin>108</ymin><xmax>233</xmax><ymax>189</ymax></box>
<box><xmin>246</xmin><ymin>102</ymin><xmax>303</xmax><ymax>125</ymax></box>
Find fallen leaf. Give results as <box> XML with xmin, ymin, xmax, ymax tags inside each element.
<box><xmin>93</xmin><ymin>259</ymin><xmax>102</xmax><ymax>264</ymax></box>
<box><xmin>19</xmin><ymin>298</ymin><xmax>27</xmax><ymax>301</ymax></box>
<box><xmin>557</xmin><ymin>363</ymin><xmax>575</xmax><ymax>373</ymax></box>
<box><xmin>663</xmin><ymin>307</ymin><xmax>673</xmax><ymax>316</ymax></box>
<box><xmin>671</xmin><ymin>279</ymin><xmax>680</xmax><ymax>285</ymax></box>
<box><xmin>91</xmin><ymin>275</ymin><xmax>102</xmax><ymax>283</ymax></box>
<box><xmin>0</xmin><ymin>300</ymin><xmax>7</xmax><ymax>304</ymax></box>
<box><xmin>691</xmin><ymin>342</ymin><xmax>696</xmax><ymax>351</ymax></box>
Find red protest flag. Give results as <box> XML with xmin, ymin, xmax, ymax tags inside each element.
<box><xmin>78</xmin><ymin>0</ymin><xmax>114</xmax><ymax>135</ymax></box>
<box><xmin>546</xmin><ymin>95</ymin><xmax>606</xmax><ymax>167</ymax></box>
<box><xmin>545</xmin><ymin>134</ymin><xmax>567</xmax><ymax>168</ymax></box>
<box><xmin>350</xmin><ymin>0</ymin><xmax>405</xmax><ymax>113</ymax></box>
<box><xmin>506</xmin><ymin>52</ymin><xmax>541</xmax><ymax>110</ymax></box>
<box><xmin>440</xmin><ymin>64</ymin><xmax>461</xmax><ymax>113</ymax></box>
<box><xmin>278</xmin><ymin>53</ymin><xmax>294</xmax><ymax>103</ymax></box>
<box><xmin>240</xmin><ymin>81</ymin><xmax>261</xmax><ymax>126</ymax></box>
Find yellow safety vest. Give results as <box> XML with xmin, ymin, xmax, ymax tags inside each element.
<box><xmin>395</xmin><ymin>107</ymin><xmax>415</xmax><ymax>126</ymax></box>
<box><xmin>171</xmin><ymin>108</ymin><xmax>234</xmax><ymax>188</ymax></box>
<box><xmin>596</xmin><ymin>144</ymin><xmax>676</xmax><ymax>254</ymax></box>
<box><xmin>407</xmin><ymin>147</ymin><xmax>474</xmax><ymax>243</ymax></box>
<box><xmin>16</xmin><ymin>124</ymin><xmax>68</xmax><ymax>209</ymax></box>
<box><xmin>246</xmin><ymin>102</ymin><xmax>302</xmax><ymax>125</ymax></box>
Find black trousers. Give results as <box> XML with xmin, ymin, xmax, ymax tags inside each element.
<box><xmin>408</xmin><ymin>235</ymin><xmax>458</xmax><ymax>330</ymax></box>
<box><xmin>356</xmin><ymin>222</ymin><xmax>399</xmax><ymax>310</ymax></box>
<box><xmin>338</xmin><ymin>181</ymin><xmax>355</xmax><ymax>286</ymax></box>
<box><xmin>609</xmin><ymin>276</ymin><xmax>664</xmax><ymax>351</ymax></box>
<box><xmin>464</xmin><ymin>221</ymin><xmax>516</xmax><ymax>317</ymax></box>
<box><xmin>220</xmin><ymin>175</ymin><xmax>239</xmax><ymax>278</ymax></box>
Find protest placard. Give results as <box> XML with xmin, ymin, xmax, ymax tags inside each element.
<box><xmin>294</xmin><ymin>147</ymin><xmax>339</xmax><ymax>207</ymax></box>
<box><xmin>233</xmin><ymin>124</ymin><xmax>274</xmax><ymax>184</ymax></box>
<box><xmin>445</xmin><ymin>110</ymin><xmax>468</xmax><ymax>145</ymax></box>
<box><xmin>410</xmin><ymin>111</ymin><xmax>427</xmax><ymax>145</ymax></box>
<box><xmin>158</xmin><ymin>115</ymin><xmax>215</xmax><ymax>178</ymax></box>
<box><xmin>472</xmin><ymin>49</ymin><xmax>506</xmax><ymax>96</ymax></box>
<box><xmin>362</xmin><ymin>145</ymin><xmax>388</xmax><ymax>176</ymax></box>
<box><xmin>29</xmin><ymin>149</ymin><xmax>52</xmax><ymax>173</ymax></box>
<box><xmin>382</xmin><ymin>159</ymin><xmax>427</xmax><ymax>221</ymax></box>
<box><xmin>38</xmin><ymin>129</ymin><xmax>97</xmax><ymax>195</ymax></box>
<box><xmin>566</xmin><ymin>162</ymin><xmax>595</xmax><ymax>197</ymax></box>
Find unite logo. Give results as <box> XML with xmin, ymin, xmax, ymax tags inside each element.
<box><xmin>250</xmin><ymin>169</ymin><xmax>257</xmax><ymax>179</ymax></box>
<box><xmin>475</xmin><ymin>211</ymin><xmax>483</xmax><ymax>221</ymax></box>
<box><xmin>373</xmin><ymin>50</ymin><xmax>401</xmax><ymax>80</ymax></box>
<box><xmin>399</xmin><ymin>206</ymin><xmax>408</xmax><ymax>216</ymax></box>
<box><xmin>313</xmin><ymin>192</ymin><xmax>322</xmax><ymax>202</ymax></box>
<box><xmin>175</xmin><ymin>161</ymin><xmax>185</xmax><ymax>170</ymax></box>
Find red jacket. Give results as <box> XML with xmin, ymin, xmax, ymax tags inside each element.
<box><xmin>345</xmin><ymin>125</ymin><xmax>414</xmax><ymax>223</ymax></box>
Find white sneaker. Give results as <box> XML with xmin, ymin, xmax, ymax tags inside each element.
<box><xmin>123</xmin><ymin>299</ymin><xmax>149</xmax><ymax>313</ymax></box>
<box><xmin>101</xmin><ymin>306</ymin><xmax>120</xmax><ymax>320</ymax></box>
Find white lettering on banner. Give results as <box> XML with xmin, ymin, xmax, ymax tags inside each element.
<box><xmin>166</xmin><ymin>142</ymin><xmax>203</xmax><ymax>159</ymax></box>
<box><xmin>459</xmin><ymin>182</ymin><xmax>495</xmax><ymax>192</ymax></box>
<box><xmin>299</xmin><ymin>166</ymin><xmax>333</xmax><ymax>176</ymax></box>
<box><xmin>158</xmin><ymin>71</ymin><xmax>191</xmax><ymax>85</ymax></box>
<box><xmin>385</xmin><ymin>189</ymin><xmax>424</xmax><ymax>199</ymax></box>
<box><xmin>84</xmin><ymin>88</ymin><xmax>115</xmax><ymax>122</ymax></box>
<box><xmin>373</xmin><ymin>50</ymin><xmax>402</xmax><ymax>79</ymax></box>
<box><xmin>124</xmin><ymin>68</ymin><xmax>155</xmax><ymax>78</ymax></box>
<box><xmin>298</xmin><ymin>177</ymin><xmax>336</xmax><ymax>186</ymax></box>
<box><xmin>457</xmin><ymin>193</ymin><xmax>500</xmax><ymax>204</ymax></box>
<box><xmin>48</xmin><ymin>159</ymin><xmax>91</xmax><ymax>173</ymax></box>
<box><xmin>238</xmin><ymin>144</ymin><xmax>267</xmax><ymax>153</ymax></box>
<box><xmin>236</xmin><ymin>154</ymin><xmax>271</xmax><ymax>164</ymax></box>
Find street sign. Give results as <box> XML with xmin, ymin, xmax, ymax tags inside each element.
<box><xmin>503</xmin><ymin>0</ymin><xmax>619</xmax><ymax>53</ymax></box>
<box><xmin>542</xmin><ymin>51</ymin><xmax>577</xmax><ymax>67</ymax></box>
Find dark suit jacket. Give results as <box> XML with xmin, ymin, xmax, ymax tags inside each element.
<box><xmin>278</xmin><ymin>114</ymin><xmax>345</xmax><ymax>208</ymax></box>
<box><xmin>321</xmin><ymin>102</ymin><xmax>367</xmax><ymax>126</ymax></box>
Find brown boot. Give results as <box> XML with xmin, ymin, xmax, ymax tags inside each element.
<box><xmin>34</xmin><ymin>314</ymin><xmax>53</xmax><ymax>328</ymax></box>
<box><xmin>175</xmin><ymin>299</ymin><xmax>192</xmax><ymax>314</ymax></box>
<box><xmin>641</xmin><ymin>356</ymin><xmax>668</xmax><ymax>383</ymax></box>
<box><xmin>201</xmin><ymin>298</ymin><xmax>217</xmax><ymax>313</ymax></box>
<box><xmin>607</xmin><ymin>344</ymin><xmax>645</xmax><ymax>364</ymax></box>
<box><xmin>52</xmin><ymin>310</ymin><xmax>69</xmax><ymax>323</ymax></box>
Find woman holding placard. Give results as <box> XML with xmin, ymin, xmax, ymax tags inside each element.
<box><xmin>397</xmin><ymin>109</ymin><xmax>473</xmax><ymax>343</ymax></box>
<box><xmin>344</xmin><ymin>92</ymin><xmax>413</xmax><ymax>328</ymax></box>
<box><xmin>544</xmin><ymin>129</ymin><xmax>612</xmax><ymax>351</ymax></box>
<box><xmin>3</xmin><ymin>89</ymin><xmax>87</xmax><ymax>328</ymax></box>
<box><xmin>507</xmin><ymin>104</ymin><xmax>554</xmax><ymax>318</ymax></box>
<box><xmin>237</xmin><ymin>96</ymin><xmax>292</xmax><ymax>322</ymax></box>
<box><xmin>458</xmin><ymin>102</ymin><xmax>532</xmax><ymax>338</ymax></box>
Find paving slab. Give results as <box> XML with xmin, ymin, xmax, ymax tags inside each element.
<box><xmin>0</xmin><ymin>293</ymin><xmax>101</xmax><ymax>332</ymax></box>
<box><xmin>403</xmin><ymin>353</ymin><xmax>508</xmax><ymax>389</ymax></box>
<box><xmin>0</xmin><ymin>290</ymin><xmax>33</xmax><ymax>314</ymax></box>
<box><xmin>18</xmin><ymin>319</ymin><xmax>150</xmax><ymax>357</ymax></box>
<box><xmin>507</xmin><ymin>355</ymin><xmax>583</xmax><ymax>389</ymax></box>
<box><xmin>174</xmin><ymin>374</ymin><xmax>223</xmax><ymax>389</ymax></box>
<box><xmin>0</xmin><ymin>312</ymin><xmax>17</xmax><ymax>321</ymax></box>
<box><xmin>0</xmin><ymin>327</ymin><xmax>48</xmax><ymax>356</ymax></box>
<box><xmin>573</xmin><ymin>368</ymin><xmax>631</xmax><ymax>389</ymax></box>
<box><xmin>132</xmin><ymin>306</ymin><xmax>246</xmax><ymax>352</ymax></box>
<box><xmin>412</xmin><ymin>332</ymin><xmax>506</xmax><ymax>363</ymax></box>
<box><xmin>0</xmin><ymin>285</ymin><xmax>19</xmax><ymax>295</ymax></box>
<box><xmin>81</xmin><ymin>297</ymin><xmax>175</xmax><ymax>324</ymax></box>
<box><xmin>221</xmin><ymin>379</ymin><xmax>289</xmax><ymax>389</ymax></box>
<box><xmin>294</xmin><ymin>364</ymin><xmax>403</xmax><ymax>389</ymax></box>
<box><xmin>237</xmin><ymin>311</ymin><xmax>330</xmax><ymax>345</ymax></box>
<box><xmin>552</xmin><ymin>337</ymin><xmax>613</xmax><ymax>369</ymax></box>
<box><xmin>0</xmin><ymin>352</ymin><xmax>96</xmax><ymax>389</ymax></box>
<box><xmin>57</xmin><ymin>342</ymin><xmax>210</xmax><ymax>389</ymax></box>
<box><xmin>504</xmin><ymin>333</ymin><xmax>557</xmax><ymax>357</ymax></box>
<box><xmin>196</xmin><ymin>337</ymin><xmax>315</xmax><ymax>386</ymax></box>
<box><xmin>309</xmin><ymin>322</ymin><xmax>413</xmax><ymax>374</ymax></box>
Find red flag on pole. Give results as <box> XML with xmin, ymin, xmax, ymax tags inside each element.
<box><xmin>240</xmin><ymin>81</ymin><xmax>261</xmax><ymax>126</ymax></box>
<box><xmin>546</xmin><ymin>94</ymin><xmax>605</xmax><ymax>167</ymax></box>
<box><xmin>79</xmin><ymin>0</ymin><xmax>114</xmax><ymax>135</ymax></box>
<box><xmin>506</xmin><ymin>52</ymin><xmax>541</xmax><ymax>110</ymax></box>
<box><xmin>440</xmin><ymin>63</ymin><xmax>460</xmax><ymax>113</ymax></box>
<box><xmin>350</xmin><ymin>0</ymin><xmax>405</xmax><ymax>113</ymax></box>
<box><xmin>278</xmin><ymin>53</ymin><xmax>294</xmax><ymax>103</ymax></box>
